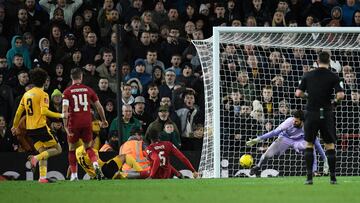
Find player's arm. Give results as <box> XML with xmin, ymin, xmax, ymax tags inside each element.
<box><xmin>41</xmin><ymin>94</ymin><xmax>63</xmax><ymax>118</ymax></box>
<box><xmin>171</xmin><ymin>145</ymin><xmax>196</xmax><ymax>173</ymax></box>
<box><xmin>94</xmin><ymin>100</ymin><xmax>108</xmax><ymax>128</ymax></box>
<box><xmin>62</xmin><ymin>98</ymin><xmax>71</xmax><ymax>135</ymax></box>
<box><xmin>12</xmin><ymin>98</ymin><xmax>25</xmax><ymax>129</ymax></box>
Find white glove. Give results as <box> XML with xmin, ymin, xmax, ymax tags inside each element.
<box><xmin>323</xmin><ymin>158</ymin><xmax>329</xmax><ymax>175</ymax></box>
<box><xmin>246</xmin><ymin>138</ymin><xmax>261</xmax><ymax>147</ymax></box>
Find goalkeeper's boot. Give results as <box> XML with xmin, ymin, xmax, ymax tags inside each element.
<box><xmin>249</xmin><ymin>166</ymin><xmax>260</xmax><ymax>176</ymax></box>
<box><xmin>95</xmin><ymin>166</ymin><xmax>104</xmax><ymax>180</ymax></box>
<box><xmin>330</xmin><ymin>175</ymin><xmax>337</xmax><ymax>185</ymax></box>
<box><xmin>27</xmin><ymin>155</ymin><xmax>38</xmax><ymax>173</ymax></box>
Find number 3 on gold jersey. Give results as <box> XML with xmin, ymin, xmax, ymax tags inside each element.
<box><xmin>26</xmin><ymin>98</ymin><xmax>33</xmax><ymax>116</ymax></box>
<box><xmin>72</xmin><ymin>94</ymin><xmax>89</xmax><ymax>112</ymax></box>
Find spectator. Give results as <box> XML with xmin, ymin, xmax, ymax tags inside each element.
<box><xmin>159</xmin><ymin>95</ymin><xmax>181</xmax><ymax>131</ymax></box>
<box><xmin>144</xmin><ymin>83</ymin><xmax>160</xmax><ymax>119</ymax></box>
<box><xmin>24</xmin><ymin>0</ymin><xmax>49</xmax><ymax>40</ymax></box>
<box><xmin>232</xmin><ymin>70</ymin><xmax>257</xmax><ymax>102</ymax></box>
<box><xmin>176</xmin><ymin>90</ymin><xmax>204</xmax><ymax>150</ymax></box>
<box><xmin>145</xmin><ymin>105</ymin><xmax>180</xmax><ymax>143</ymax></box>
<box><xmin>12</xmin><ymin>71</ymin><xmax>29</xmax><ymax>100</ymax></box>
<box><xmin>95</xmin><ymin>78</ymin><xmax>116</xmax><ymax>107</ymax></box>
<box><xmin>144</xmin><ymin>49</ymin><xmax>165</xmax><ymax>75</ymax></box>
<box><xmin>341</xmin><ymin>0</ymin><xmax>360</xmax><ymax>26</ymax></box>
<box><xmin>159</xmin><ymin>26</ymin><xmax>188</xmax><ymax>67</ymax></box>
<box><xmin>6</xmin><ymin>35</ymin><xmax>32</xmax><ymax>69</ymax></box>
<box><xmin>55</xmin><ymin>33</ymin><xmax>77</xmax><ymax>65</ymax></box>
<box><xmin>159</xmin><ymin>68</ymin><xmax>177</xmax><ymax>99</ymax></box>
<box><xmin>246</xmin><ymin>0</ymin><xmax>271</xmax><ymax>26</ymax></box>
<box><xmin>159</xmin><ymin>121</ymin><xmax>181</xmax><ymax>148</ymax></box>
<box><xmin>132</xmin><ymin>96</ymin><xmax>153</xmax><ymax>132</ymax></box>
<box><xmin>109</xmin><ymin>104</ymin><xmax>142</xmax><ymax>144</ymax></box>
<box><xmin>351</xmin><ymin>9</ymin><xmax>360</xmax><ymax>26</ymax></box>
<box><xmin>10</xmin><ymin>8</ymin><xmax>35</xmax><ymax>38</ymax></box>
<box><xmin>122</xmin><ymin>0</ymin><xmax>144</xmax><ymax>24</ymax></box>
<box><xmin>81</xmin><ymin>32</ymin><xmax>101</xmax><ymax>66</ymax></box>
<box><xmin>6</xmin><ymin>55</ymin><xmax>28</xmax><ymax>87</ymax></box>
<box><xmin>122</xmin><ymin>83</ymin><xmax>135</xmax><ymax>105</ymax></box>
<box><xmin>96</xmin><ymin>48</ymin><xmax>114</xmax><ymax>79</ymax></box>
<box><xmin>140</xmin><ymin>10</ymin><xmax>158</xmax><ymax>32</ymax></box>
<box><xmin>22</xmin><ymin>32</ymin><xmax>36</xmax><ymax>61</ymax></box>
<box><xmin>0</xmin><ymin>72</ymin><xmax>15</xmax><ymax>122</ymax></box>
<box><xmin>49</xmin><ymin>63</ymin><xmax>68</xmax><ymax>92</ymax></box>
<box><xmin>151</xmin><ymin>65</ymin><xmax>165</xmax><ymax>86</ymax></box>
<box><xmin>39</xmin><ymin>0</ymin><xmax>83</xmax><ymax>27</ymax></box>
<box><xmin>81</xmin><ymin>62</ymin><xmax>99</xmax><ymax>90</ymax></box>
<box><xmin>152</xmin><ymin>0</ymin><xmax>167</xmax><ymax>27</ymax></box>
<box><xmin>0</xmin><ymin>115</ymin><xmax>18</xmax><ymax>152</ymax></box>
<box><xmin>127</xmin><ymin>77</ymin><xmax>143</xmax><ymax>98</ymax></box>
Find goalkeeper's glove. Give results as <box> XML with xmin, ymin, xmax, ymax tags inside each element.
<box><xmin>246</xmin><ymin>138</ymin><xmax>261</xmax><ymax>147</ymax></box>
<box><xmin>323</xmin><ymin>158</ymin><xmax>329</xmax><ymax>175</ymax></box>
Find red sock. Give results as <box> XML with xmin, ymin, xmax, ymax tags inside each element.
<box><xmin>86</xmin><ymin>147</ymin><xmax>98</xmax><ymax>163</ymax></box>
<box><xmin>139</xmin><ymin>170</ymin><xmax>150</xmax><ymax>179</ymax></box>
<box><xmin>68</xmin><ymin>151</ymin><xmax>77</xmax><ymax>173</ymax></box>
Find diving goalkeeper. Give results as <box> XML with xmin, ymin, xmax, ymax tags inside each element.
<box><xmin>246</xmin><ymin>110</ymin><xmax>328</xmax><ymax>176</ymax></box>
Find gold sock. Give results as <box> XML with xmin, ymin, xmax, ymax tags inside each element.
<box><xmin>126</xmin><ymin>155</ymin><xmax>142</xmax><ymax>171</ymax></box>
<box><xmin>39</xmin><ymin>165</ymin><xmax>47</xmax><ymax>179</ymax></box>
<box><xmin>35</xmin><ymin>151</ymin><xmax>49</xmax><ymax>161</ymax></box>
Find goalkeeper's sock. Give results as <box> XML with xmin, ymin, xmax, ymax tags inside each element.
<box><xmin>257</xmin><ymin>155</ymin><xmax>267</xmax><ymax>167</ymax></box>
<box><xmin>326</xmin><ymin>149</ymin><xmax>336</xmax><ymax>176</ymax></box>
<box><xmin>304</xmin><ymin>148</ymin><xmax>314</xmax><ymax>180</ymax></box>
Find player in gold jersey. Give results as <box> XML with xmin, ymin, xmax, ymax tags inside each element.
<box><xmin>75</xmin><ymin>145</ymin><xmax>149</xmax><ymax>179</ymax></box>
<box><xmin>12</xmin><ymin>68</ymin><xmax>65</xmax><ymax>183</ymax></box>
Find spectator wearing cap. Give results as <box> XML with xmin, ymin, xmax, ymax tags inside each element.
<box><xmin>37</xmin><ymin>48</ymin><xmax>56</xmax><ymax>76</ymax></box>
<box><xmin>6</xmin><ymin>35</ymin><xmax>32</xmax><ymax>69</ymax></box>
<box><xmin>151</xmin><ymin>0</ymin><xmax>167</xmax><ymax>27</ymax></box>
<box><xmin>49</xmin><ymin>88</ymin><xmax>63</xmax><ymax>116</ymax></box>
<box><xmin>39</xmin><ymin>0</ymin><xmax>83</xmax><ymax>27</ymax></box>
<box><xmin>159</xmin><ymin>68</ymin><xmax>177</xmax><ymax>99</ymax></box>
<box><xmin>145</xmin><ymin>104</ymin><xmax>180</xmax><ymax>144</ymax></box>
<box><xmin>132</xmin><ymin>96</ymin><xmax>153</xmax><ymax>132</ymax></box>
<box><xmin>96</xmin><ymin>48</ymin><xmax>114</xmax><ymax>79</ymax></box>
<box><xmin>109</xmin><ymin>104</ymin><xmax>142</xmax><ymax>144</ymax></box>
<box><xmin>144</xmin><ymin>83</ymin><xmax>160</xmax><ymax>119</ymax></box>
<box><xmin>125</xmin><ymin>58</ymin><xmax>152</xmax><ymax>87</ymax></box>
<box><xmin>55</xmin><ymin>33</ymin><xmax>77</xmax><ymax>64</ymax></box>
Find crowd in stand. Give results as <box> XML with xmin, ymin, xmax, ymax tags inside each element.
<box><xmin>0</xmin><ymin>0</ymin><xmax>360</xmax><ymax>153</ymax></box>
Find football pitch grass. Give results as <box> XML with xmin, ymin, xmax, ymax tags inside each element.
<box><xmin>1</xmin><ymin>176</ymin><xmax>359</xmax><ymax>203</ymax></box>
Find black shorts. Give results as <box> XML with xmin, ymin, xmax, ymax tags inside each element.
<box><xmin>102</xmin><ymin>159</ymin><xmax>119</xmax><ymax>179</ymax></box>
<box><xmin>27</xmin><ymin>126</ymin><xmax>58</xmax><ymax>150</ymax></box>
<box><xmin>304</xmin><ymin>111</ymin><xmax>336</xmax><ymax>144</ymax></box>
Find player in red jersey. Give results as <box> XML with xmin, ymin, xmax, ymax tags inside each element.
<box><xmin>62</xmin><ymin>68</ymin><xmax>108</xmax><ymax>181</ymax></box>
<box><xmin>146</xmin><ymin>130</ymin><xmax>199</xmax><ymax>179</ymax></box>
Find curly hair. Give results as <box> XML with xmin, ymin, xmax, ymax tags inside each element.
<box><xmin>29</xmin><ymin>68</ymin><xmax>48</xmax><ymax>87</ymax></box>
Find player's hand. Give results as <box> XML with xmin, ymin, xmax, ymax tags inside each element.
<box><xmin>11</xmin><ymin>127</ymin><xmax>19</xmax><ymax>136</ymax></box>
<box><xmin>323</xmin><ymin>158</ymin><xmax>329</xmax><ymax>175</ymax></box>
<box><xmin>246</xmin><ymin>138</ymin><xmax>261</xmax><ymax>147</ymax></box>
<box><xmin>100</xmin><ymin>120</ymin><xmax>109</xmax><ymax>128</ymax></box>
<box><xmin>193</xmin><ymin>171</ymin><xmax>199</xmax><ymax>179</ymax></box>
<box><xmin>65</xmin><ymin>128</ymin><xmax>74</xmax><ymax>137</ymax></box>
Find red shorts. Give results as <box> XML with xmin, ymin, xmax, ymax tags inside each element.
<box><xmin>152</xmin><ymin>167</ymin><xmax>172</xmax><ymax>179</ymax></box>
<box><xmin>67</xmin><ymin>126</ymin><xmax>93</xmax><ymax>144</ymax></box>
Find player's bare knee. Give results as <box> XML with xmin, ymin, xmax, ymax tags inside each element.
<box><xmin>55</xmin><ymin>144</ymin><xmax>62</xmax><ymax>155</ymax></box>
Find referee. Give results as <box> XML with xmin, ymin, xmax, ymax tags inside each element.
<box><xmin>295</xmin><ymin>51</ymin><xmax>345</xmax><ymax>185</ymax></box>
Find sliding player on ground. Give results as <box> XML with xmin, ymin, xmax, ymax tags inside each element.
<box><xmin>246</xmin><ymin>110</ymin><xmax>328</xmax><ymax>176</ymax></box>
<box><xmin>146</xmin><ymin>131</ymin><xmax>199</xmax><ymax>179</ymax></box>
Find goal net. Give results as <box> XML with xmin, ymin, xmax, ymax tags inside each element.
<box><xmin>193</xmin><ymin>27</ymin><xmax>360</xmax><ymax>178</ymax></box>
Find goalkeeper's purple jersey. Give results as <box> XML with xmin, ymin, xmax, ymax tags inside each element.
<box><xmin>259</xmin><ymin>117</ymin><xmax>304</xmax><ymax>140</ymax></box>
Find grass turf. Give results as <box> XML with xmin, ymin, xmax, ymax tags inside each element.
<box><xmin>1</xmin><ymin>176</ymin><xmax>359</xmax><ymax>203</ymax></box>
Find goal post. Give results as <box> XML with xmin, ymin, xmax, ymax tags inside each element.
<box><xmin>194</xmin><ymin>27</ymin><xmax>360</xmax><ymax>178</ymax></box>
